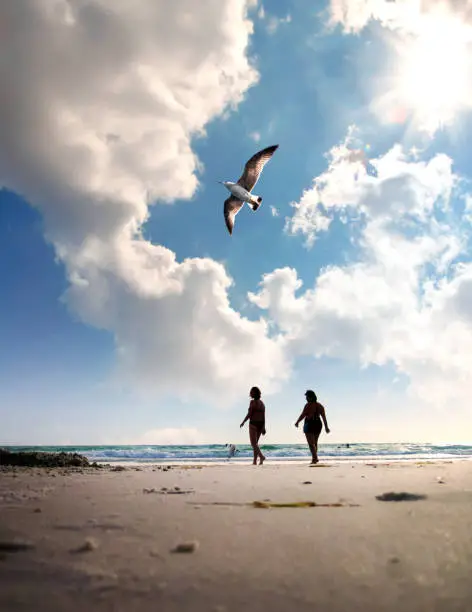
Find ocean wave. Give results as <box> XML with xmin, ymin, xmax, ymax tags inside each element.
<box><xmin>6</xmin><ymin>443</ymin><xmax>472</xmax><ymax>463</ymax></box>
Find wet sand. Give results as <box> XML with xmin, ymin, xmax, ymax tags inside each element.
<box><xmin>1</xmin><ymin>460</ymin><xmax>472</xmax><ymax>611</ymax></box>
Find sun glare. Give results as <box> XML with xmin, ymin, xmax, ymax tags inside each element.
<box><xmin>396</xmin><ymin>11</ymin><xmax>472</xmax><ymax>132</ymax></box>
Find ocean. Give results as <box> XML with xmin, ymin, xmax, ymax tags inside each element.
<box><xmin>4</xmin><ymin>443</ymin><xmax>472</xmax><ymax>464</ymax></box>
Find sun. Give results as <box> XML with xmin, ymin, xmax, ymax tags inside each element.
<box><xmin>393</xmin><ymin>10</ymin><xmax>472</xmax><ymax>132</ymax></box>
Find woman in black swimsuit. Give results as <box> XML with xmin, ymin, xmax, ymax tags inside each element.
<box><xmin>294</xmin><ymin>390</ymin><xmax>330</xmax><ymax>464</ymax></box>
<box><xmin>240</xmin><ymin>386</ymin><xmax>266</xmax><ymax>465</ymax></box>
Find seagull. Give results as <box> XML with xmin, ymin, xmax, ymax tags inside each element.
<box><xmin>219</xmin><ymin>144</ymin><xmax>279</xmax><ymax>235</ymax></box>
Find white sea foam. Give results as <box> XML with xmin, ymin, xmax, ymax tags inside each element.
<box><xmin>6</xmin><ymin>443</ymin><xmax>472</xmax><ymax>464</ymax></box>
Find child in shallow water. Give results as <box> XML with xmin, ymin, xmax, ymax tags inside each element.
<box><xmin>226</xmin><ymin>444</ymin><xmax>239</xmax><ymax>459</ymax></box>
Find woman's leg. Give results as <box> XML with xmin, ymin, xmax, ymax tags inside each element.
<box><xmin>304</xmin><ymin>432</ymin><xmax>317</xmax><ymax>463</ymax></box>
<box><xmin>312</xmin><ymin>431</ymin><xmax>321</xmax><ymax>463</ymax></box>
<box><xmin>256</xmin><ymin>430</ymin><xmax>265</xmax><ymax>464</ymax></box>
<box><xmin>249</xmin><ymin>425</ymin><xmax>260</xmax><ymax>464</ymax></box>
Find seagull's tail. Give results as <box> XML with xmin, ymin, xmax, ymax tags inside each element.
<box><xmin>249</xmin><ymin>195</ymin><xmax>262</xmax><ymax>211</ymax></box>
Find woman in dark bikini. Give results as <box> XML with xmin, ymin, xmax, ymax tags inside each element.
<box><xmin>240</xmin><ymin>386</ymin><xmax>266</xmax><ymax>465</ymax></box>
<box><xmin>294</xmin><ymin>390</ymin><xmax>330</xmax><ymax>464</ymax></box>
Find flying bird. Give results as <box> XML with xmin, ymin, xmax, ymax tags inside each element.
<box><xmin>219</xmin><ymin>144</ymin><xmax>279</xmax><ymax>235</ymax></box>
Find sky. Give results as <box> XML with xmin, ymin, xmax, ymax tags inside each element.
<box><xmin>1</xmin><ymin>0</ymin><xmax>472</xmax><ymax>446</ymax></box>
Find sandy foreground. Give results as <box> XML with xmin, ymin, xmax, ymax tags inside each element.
<box><xmin>1</xmin><ymin>459</ymin><xmax>472</xmax><ymax>611</ymax></box>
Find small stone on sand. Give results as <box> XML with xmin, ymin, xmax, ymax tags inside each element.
<box><xmin>150</xmin><ymin>550</ymin><xmax>163</xmax><ymax>559</ymax></box>
<box><xmin>171</xmin><ymin>540</ymin><xmax>199</xmax><ymax>554</ymax></box>
<box><xmin>302</xmin><ymin>481</ymin><xmax>312</xmax><ymax>485</ymax></box>
<box><xmin>73</xmin><ymin>537</ymin><xmax>99</xmax><ymax>553</ymax></box>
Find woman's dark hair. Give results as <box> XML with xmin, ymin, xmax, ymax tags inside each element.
<box><xmin>250</xmin><ymin>386</ymin><xmax>262</xmax><ymax>400</ymax></box>
<box><xmin>305</xmin><ymin>389</ymin><xmax>317</xmax><ymax>402</ymax></box>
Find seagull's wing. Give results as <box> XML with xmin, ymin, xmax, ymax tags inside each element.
<box><xmin>224</xmin><ymin>196</ymin><xmax>244</xmax><ymax>235</ymax></box>
<box><xmin>237</xmin><ymin>144</ymin><xmax>279</xmax><ymax>193</ymax></box>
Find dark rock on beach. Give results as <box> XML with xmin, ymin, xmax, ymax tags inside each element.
<box><xmin>0</xmin><ymin>448</ymin><xmax>91</xmax><ymax>468</ymax></box>
<box><xmin>375</xmin><ymin>492</ymin><xmax>427</xmax><ymax>502</ymax></box>
<box><xmin>0</xmin><ymin>539</ymin><xmax>35</xmax><ymax>553</ymax></box>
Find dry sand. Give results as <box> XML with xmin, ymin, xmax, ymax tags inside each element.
<box><xmin>1</xmin><ymin>459</ymin><xmax>472</xmax><ymax>611</ymax></box>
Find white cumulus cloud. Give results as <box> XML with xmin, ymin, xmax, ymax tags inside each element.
<box><xmin>286</xmin><ymin>130</ymin><xmax>455</xmax><ymax>247</ymax></box>
<box><xmin>327</xmin><ymin>2</ymin><xmax>472</xmax><ymax>135</ymax></box>
<box><xmin>252</xmin><ymin>129</ymin><xmax>472</xmax><ymax>410</ymax></box>
<box><xmin>0</xmin><ymin>0</ymin><xmax>289</xmax><ymax>403</ymax></box>
<box><xmin>327</xmin><ymin>0</ymin><xmax>469</xmax><ymax>34</ymax></box>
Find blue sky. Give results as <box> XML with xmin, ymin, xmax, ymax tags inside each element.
<box><xmin>1</xmin><ymin>0</ymin><xmax>472</xmax><ymax>445</ymax></box>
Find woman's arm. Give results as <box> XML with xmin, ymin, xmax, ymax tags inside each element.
<box><xmin>294</xmin><ymin>404</ymin><xmax>308</xmax><ymax>427</ymax></box>
<box><xmin>240</xmin><ymin>402</ymin><xmax>253</xmax><ymax>428</ymax></box>
<box><xmin>319</xmin><ymin>404</ymin><xmax>330</xmax><ymax>433</ymax></box>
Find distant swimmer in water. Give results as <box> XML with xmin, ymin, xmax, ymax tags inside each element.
<box><xmin>225</xmin><ymin>443</ymin><xmax>239</xmax><ymax>459</ymax></box>
<box><xmin>294</xmin><ymin>390</ymin><xmax>330</xmax><ymax>464</ymax></box>
<box><xmin>240</xmin><ymin>386</ymin><xmax>266</xmax><ymax>465</ymax></box>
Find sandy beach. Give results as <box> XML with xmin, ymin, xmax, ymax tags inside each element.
<box><xmin>1</xmin><ymin>459</ymin><xmax>472</xmax><ymax>611</ymax></box>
